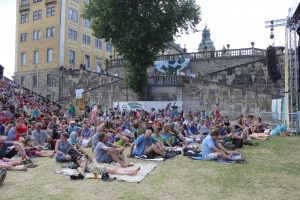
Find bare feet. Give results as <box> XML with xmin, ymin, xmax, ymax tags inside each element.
<box><xmin>128</xmin><ymin>167</ymin><xmax>141</xmax><ymax>175</ymax></box>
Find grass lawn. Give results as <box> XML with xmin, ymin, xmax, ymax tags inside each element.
<box><xmin>1</xmin><ymin>136</ymin><xmax>300</xmax><ymax>200</ymax></box>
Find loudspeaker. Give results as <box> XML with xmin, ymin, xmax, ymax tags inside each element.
<box><xmin>266</xmin><ymin>46</ymin><xmax>281</xmax><ymax>82</ymax></box>
<box><xmin>0</xmin><ymin>65</ymin><xmax>3</xmax><ymax>80</ymax></box>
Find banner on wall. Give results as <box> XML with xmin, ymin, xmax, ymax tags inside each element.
<box><xmin>113</xmin><ymin>101</ymin><xmax>183</xmax><ymax>112</ymax></box>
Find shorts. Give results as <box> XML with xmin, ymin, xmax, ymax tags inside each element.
<box><xmin>203</xmin><ymin>153</ymin><xmax>218</xmax><ymax>161</ymax></box>
<box><xmin>98</xmin><ymin>153</ymin><xmax>113</xmax><ymax>164</ymax></box>
<box><xmin>4</xmin><ymin>147</ymin><xmax>17</xmax><ymax>159</ymax></box>
<box><xmin>87</xmin><ymin>162</ymin><xmax>110</xmax><ymax>175</ymax></box>
<box><xmin>115</xmin><ymin>139</ymin><xmax>126</xmax><ymax>146</ymax></box>
<box><xmin>27</xmin><ymin>150</ymin><xmax>37</xmax><ymax>157</ymax></box>
<box><xmin>56</xmin><ymin>154</ymin><xmax>67</xmax><ymax>162</ymax></box>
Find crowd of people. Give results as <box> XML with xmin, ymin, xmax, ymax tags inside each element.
<box><xmin>0</xmin><ymin>78</ymin><xmax>279</xmax><ymax>187</ymax></box>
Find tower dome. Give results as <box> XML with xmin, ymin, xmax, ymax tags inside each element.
<box><xmin>197</xmin><ymin>25</ymin><xmax>215</xmax><ymax>52</ymax></box>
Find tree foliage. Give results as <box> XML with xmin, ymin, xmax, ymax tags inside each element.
<box><xmin>82</xmin><ymin>0</ymin><xmax>201</xmax><ymax>94</ymax></box>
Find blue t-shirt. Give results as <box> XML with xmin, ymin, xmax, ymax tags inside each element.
<box><xmin>188</xmin><ymin>126</ymin><xmax>198</xmax><ymax>135</ymax></box>
<box><xmin>133</xmin><ymin>135</ymin><xmax>157</xmax><ymax>156</ymax></box>
<box><xmin>201</xmin><ymin>135</ymin><xmax>218</xmax><ymax>157</ymax></box>
<box><xmin>68</xmin><ymin>125</ymin><xmax>81</xmax><ymax>133</ymax></box>
<box><xmin>0</xmin><ymin>141</ymin><xmax>14</xmax><ymax>158</ymax></box>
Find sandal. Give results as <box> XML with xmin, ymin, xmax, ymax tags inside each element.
<box><xmin>70</xmin><ymin>173</ymin><xmax>84</xmax><ymax>180</ymax></box>
<box><xmin>235</xmin><ymin>159</ymin><xmax>248</xmax><ymax>164</ymax></box>
<box><xmin>26</xmin><ymin>163</ymin><xmax>38</xmax><ymax>168</ymax></box>
<box><xmin>101</xmin><ymin>173</ymin><xmax>115</xmax><ymax>182</ymax></box>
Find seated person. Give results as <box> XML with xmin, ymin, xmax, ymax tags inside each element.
<box><xmin>201</xmin><ymin>129</ymin><xmax>246</xmax><ymax>163</ymax></box>
<box><xmin>114</xmin><ymin>126</ymin><xmax>134</xmax><ymax>147</ymax></box>
<box><xmin>55</xmin><ymin>133</ymin><xmax>73</xmax><ymax>162</ymax></box>
<box><xmin>80</xmin><ymin>122</ymin><xmax>93</xmax><ymax>148</ymax></box>
<box><xmin>251</xmin><ymin>117</ymin><xmax>265</xmax><ymax>133</ymax></box>
<box><xmin>152</xmin><ymin>127</ymin><xmax>175</xmax><ymax>152</ymax></box>
<box><xmin>68</xmin><ymin>131</ymin><xmax>85</xmax><ymax>154</ymax></box>
<box><xmin>31</xmin><ymin>122</ymin><xmax>51</xmax><ymax>147</ymax></box>
<box><xmin>0</xmin><ymin>137</ymin><xmax>33</xmax><ymax>163</ymax></box>
<box><xmin>71</xmin><ymin>153</ymin><xmax>141</xmax><ymax>180</ymax></box>
<box><xmin>94</xmin><ymin>132</ymin><xmax>133</xmax><ymax>168</ymax></box>
<box><xmin>197</xmin><ymin>120</ymin><xmax>210</xmax><ymax>135</ymax></box>
<box><xmin>129</xmin><ymin>129</ymin><xmax>165</xmax><ymax>158</ymax></box>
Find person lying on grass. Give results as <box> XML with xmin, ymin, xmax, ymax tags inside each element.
<box><xmin>94</xmin><ymin>132</ymin><xmax>134</xmax><ymax>167</ymax></box>
<box><xmin>201</xmin><ymin>129</ymin><xmax>247</xmax><ymax>163</ymax></box>
<box><xmin>25</xmin><ymin>145</ymin><xmax>55</xmax><ymax>158</ymax></box>
<box><xmin>70</xmin><ymin>153</ymin><xmax>141</xmax><ymax>180</ymax></box>
<box><xmin>0</xmin><ymin>158</ymin><xmax>27</xmax><ymax>171</ymax></box>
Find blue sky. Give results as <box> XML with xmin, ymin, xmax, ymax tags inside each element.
<box><xmin>0</xmin><ymin>0</ymin><xmax>294</xmax><ymax>78</ymax></box>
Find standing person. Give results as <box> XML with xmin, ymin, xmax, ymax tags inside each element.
<box><xmin>47</xmin><ymin>115</ymin><xmax>61</xmax><ymax>139</ymax></box>
<box><xmin>215</xmin><ymin>104</ymin><xmax>221</xmax><ymax>118</ymax></box>
<box><xmin>55</xmin><ymin>133</ymin><xmax>73</xmax><ymax>162</ymax></box>
<box><xmin>69</xmin><ymin>104</ymin><xmax>76</xmax><ymax>118</ymax></box>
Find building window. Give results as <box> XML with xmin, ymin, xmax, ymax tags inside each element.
<box><xmin>21</xmin><ymin>53</ymin><xmax>26</xmax><ymax>66</ymax></box>
<box><xmin>33</xmin><ymin>30</ymin><xmax>41</xmax><ymax>40</ymax></box>
<box><xmin>46</xmin><ymin>27</ymin><xmax>55</xmax><ymax>38</ymax></box>
<box><xmin>33</xmin><ymin>51</ymin><xmax>39</xmax><ymax>64</ymax></box>
<box><xmin>21</xmin><ymin>76</ymin><xmax>25</xmax><ymax>86</ymax></box>
<box><xmin>33</xmin><ymin>0</ymin><xmax>42</xmax><ymax>3</ymax></box>
<box><xmin>95</xmin><ymin>39</ymin><xmax>102</xmax><ymax>49</ymax></box>
<box><xmin>83</xmin><ymin>19</ymin><xmax>90</xmax><ymax>28</ymax></box>
<box><xmin>33</xmin><ymin>75</ymin><xmax>37</xmax><ymax>86</ymax></box>
<box><xmin>85</xmin><ymin>55</ymin><xmax>90</xmax><ymax>68</ymax></box>
<box><xmin>69</xmin><ymin>50</ymin><xmax>76</xmax><ymax>65</ymax></box>
<box><xmin>68</xmin><ymin>8</ymin><xmax>78</xmax><ymax>23</ymax></box>
<box><xmin>33</xmin><ymin>10</ymin><xmax>42</xmax><ymax>21</ymax></box>
<box><xmin>46</xmin><ymin>74</ymin><xmax>53</xmax><ymax>86</ymax></box>
<box><xmin>68</xmin><ymin>28</ymin><xmax>77</xmax><ymax>40</ymax></box>
<box><xmin>21</xmin><ymin>0</ymin><xmax>29</xmax><ymax>6</ymax></box>
<box><xmin>106</xmin><ymin>43</ymin><xmax>112</xmax><ymax>52</ymax></box>
<box><xmin>47</xmin><ymin>7</ymin><xmax>55</xmax><ymax>17</ymax></box>
<box><xmin>21</xmin><ymin>14</ymin><xmax>28</xmax><ymax>24</ymax></box>
<box><xmin>20</xmin><ymin>33</ymin><xmax>28</xmax><ymax>42</ymax></box>
<box><xmin>47</xmin><ymin>49</ymin><xmax>53</xmax><ymax>63</ymax></box>
<box><xmin>73</xmin><ymin>0</ymin><xmax>79</xmax><ymax>3</ymax></box>
<box><xmin>82</xmin><ymin>34</ymin><xmax>90</xmax><ymax>45</ymax></box>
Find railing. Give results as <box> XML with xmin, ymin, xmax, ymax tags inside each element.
<box><xmin>110</xmin><ymin>48</ymin><xmax>266</xmax><ymax>67</ymax></box>
<box><xmin>148</xmin><ymin>76</ymin><xmax>182</xmax><ymax>85</ymax></box>
<box><xmin>259</xmin><ymin>112</ymin><xmax>300</xmax><ymax>130</ymax></box>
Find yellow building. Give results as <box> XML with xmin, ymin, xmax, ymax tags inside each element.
<box><xmin>15</xmin><ymin>0</ymin><xmax>114</xmax><ymax>100</ymax></box>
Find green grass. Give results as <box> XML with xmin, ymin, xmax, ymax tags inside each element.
<box><xmin>1</xmin><ymin>137</ymin><xmax>300</xmax><ymax>200</ymax></box>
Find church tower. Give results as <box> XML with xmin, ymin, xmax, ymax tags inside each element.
<box><xmin>197</xmin><ymin>25</ymin><xmax>215</xmax><ymax>52</ymax></box>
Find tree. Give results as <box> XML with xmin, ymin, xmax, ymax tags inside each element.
<box><xmin>82</xmin><ymin>0</ymin><xmax>201</xmax><ymax>96</ymax></box>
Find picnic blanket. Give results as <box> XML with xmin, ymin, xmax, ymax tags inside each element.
<box><xmin>55</xmin><ymin>163</ymin><xmax>157</xmax><ymax>183</ymax></box>
<box><xmin>191</xmin><ymin>153</ymin><xmax>243</xmax><ymax>163</ymax></box>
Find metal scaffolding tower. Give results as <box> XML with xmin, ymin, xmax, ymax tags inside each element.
<box><xmin>265</xmin><ymin>8</ymin><xmax>299</xmax><ymax>128</ymax></box>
